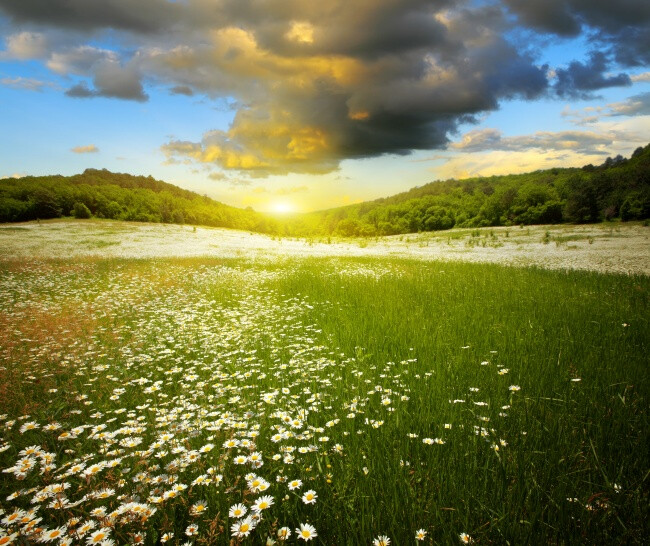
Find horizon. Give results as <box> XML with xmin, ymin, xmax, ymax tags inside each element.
<box><xmin>1</xmin><ymin>1</ymin><xmax>649</xmax><ymax>213</ymax></box>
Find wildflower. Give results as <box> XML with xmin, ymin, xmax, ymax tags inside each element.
<box><xmin>253</xmin><ymin>495</ymin><xmax>274</xmax><ymax>512</ymax></box>
<box><xmin>160</xmin><ymin>532</ymin><xmax>174</xmax><ymax>542</ymax></box>
<box><xmin>185</xmin><ymin>524</ymin><xmax>199</xmax><ymax>536</ymax></box>
<box><xmin>231</xmin><ymin>517</ymin><xmax>255</xmax><ymax>538</ymax></box>
<box><xmin>86</xmin><ymin>528</ymin><xmax>112</xmax><ymax>544</ymax></box>
<box><xmin>229</xmin><ymin>504</ymin><xmax>247</xmax><ymax>518</ymax></box>
<box><xmin>0</xmin><ymin>533</ymin><xmax>18</xmax><ymax>545</ymax></box>
<box><xmin>509</xmin><ymin>385</ymin><xmax>521</xmax><ymax>392</ymax></box>
<box><xmin>277</xmin><ymin>527</ymin><xmax>291</xmax><ymax>540</ymax></box>
<box><xmin>302</xmin><ymin>490</ymin><xmax>317</xmax><ymax>504</ymax></box>
<box><xmin>296</xmin><ymin>523</ymin><xmax>317</xmax><ymax>541</ymax></box>
<box><xmin>459</xmin><ymin>533</ymin><xmax>473</xmax><ymax>544</ymax></box>
<box><xmin>374</xmin><ymin>536</ymin><xmax>390</xmax><ymax>546</ymax></box>
<box><xmin>38</xmin><ymin>526</ymin><xmax>67</xmax><ymax>542</ymax></box>
<box><xmin>19</xmin><ymin>422</ymin><xmax>39</xmax><ymax>433</ymax></box>
<box><xmin>288</xmin><ymin>479</ymin><xmax>302</xmax><ymax>490</ymax></box>
<box><xmin>76</xmin><ymin>521</ymin><xmax>96</xmax><ymax>537</ymax></box>
<box><xmin>415</xmin><ymin>529</ymin><xmax>427</xmax><ymax>540</ymax></box>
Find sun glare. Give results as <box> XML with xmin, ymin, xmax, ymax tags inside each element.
<box><xmin>271</xmin><ymin>201</ymin><xmax>294</xmax><ymax>214</ymax></box>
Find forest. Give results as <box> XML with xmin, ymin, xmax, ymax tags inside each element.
<box><xmin>1</xmin><ymin>143</ymin><xmax>649</xmax><ymax>237</ymax></box>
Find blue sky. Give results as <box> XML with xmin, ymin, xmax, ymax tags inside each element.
<box><xmin>1</xmin><ymin>1</ymin><xmax>649</xmax><ymax>212</ymax></box>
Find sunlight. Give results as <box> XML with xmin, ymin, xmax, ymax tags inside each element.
<box><xmin>271</xmin><ymin>201</ymin><xmax>294</xmax><ymax>214</ymax></box>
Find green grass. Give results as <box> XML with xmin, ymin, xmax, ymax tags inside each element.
<box><xmin>0</xmin><ymin>257</ymin><xmax>647</xmax><ymax>545</ymax></box>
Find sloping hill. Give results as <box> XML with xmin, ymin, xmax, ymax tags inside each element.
<box><xmin>283</xmin><ymin>143</ymin><xmax>650</xmax><ymax>236</ymax></box>
<box><xmin>1</xmin><ymin>144</ymin><xmax>648</xmax><ymax>236</ymax></box>
<box><xmin>0</xmin><ymin>168</ymin><xmax>279</xmax><ymax>233</ymax></box>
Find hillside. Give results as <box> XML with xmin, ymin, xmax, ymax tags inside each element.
<box><xmin>1</xmin><ymin>144</ymin><xmax>649</xmax><ymax>236</ymax></box>
<box><xmin>0</xmin><ymin>168</ymin><xmax>279</xmax><ymax>233</ymax></box>
<box><xmin>283</xmin><ymin>143</ymin><xmax>650</xmax><ymax>236</ymax></box>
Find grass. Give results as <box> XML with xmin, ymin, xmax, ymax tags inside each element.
<box><xmin>0</xmin><ymin>256</ymin><xmax>648</xmax><ymax>545</ymax></box>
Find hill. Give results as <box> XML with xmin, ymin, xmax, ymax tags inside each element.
<box><xmin>283</xmin><ymin>143</ymin><xmax>650</xmax><ymax>236</ymax></box>
<box><xmin>1</xmin><ymin>144</ymin><xmax>649</xmax><ymax>236</ymax></box>
<box><xmin>0</xmin><ymin>168</ymin><xmax>279</xmax><ymax>233</ymax></box>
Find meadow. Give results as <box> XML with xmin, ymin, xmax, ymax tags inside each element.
<box><xmin>0</xmin><ymin>226</ymin><xmax>648</xmax><ymax>544</ymax></box>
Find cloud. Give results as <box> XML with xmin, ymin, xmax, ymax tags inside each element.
<box><xmin>169</xmin><ymin>85</ymin><xmax>194</xmax><ymax>96</ymax></box>
<box><xmin>607</xmin><ymin>92</ymin><xmax>650</xmax><ymax>116</ymax></box>
<box><xmin>153</xmin><ymin>7</ymin><xmax>548</xmax><ymax>176</ymax></box>
<box><xmin>452</xmin><ymin>128</ymin><xmax>617</xmax><ymax>155</ymax></box>
<box><xmin>504</xmin><ymin>0</ymin><xmax>650</xmax><ymax>66</ymax></box>
<box><xmin>0</xmin><ymin>0</ymin><xmax>182</xmax><ymax>33</ymax></box>
<box><xmin>1</xmin><ymin>31</ymin><xmax>47</xmax><ymax>59</ymax></box>
<box><xmin>64</xmin><ymin>59</ymin><xmax>148</xmax><ymax>101</ymax></box>
<box><xmin>275</xmin><ymin>185</ymin><xmax>308</xmax><ymax>195</ymax></box>
<box><xmin>207</xmin><ymin>172</ymin><xmax>226</xmax><ymax>181</ymax></box>
<box><xmin>553</xmin><ymin>51</ymin><xmax>631</xmax><ymax>98</ymax></box>
<box><xmin>435</xmin><ymin>149</ymin><xmax>611</xmax><ymax>180</ymax></box>
<box><xmin>631</xmin><ymin>71</ymin><xmax>650</xmax><ymax>83</ymax></box>
<box><xmin>0</xmin><ymin>76</ymin><xmax>55</xmax><ymax>91</ymax></box>
<box><xmin>561</xmin><ymin>92</ymin><xmax>650</xmax><ymax>124</ymax></box>
<box><xmin>2</xmin><ymin>0</ymin><xmax>648</xmax><ymax>175</ymax></box>
<box><xmin>0</xmin><ymin>173</ymin><xmax>25</xmax><ymax>179</ymax></box>
<box><xmin>71</xmin><ymin>144</ymin><xmax>99</xmax><ymax>154</ymax></box>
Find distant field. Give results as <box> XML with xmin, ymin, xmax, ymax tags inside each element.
<box><xmin>0</xmin><ymin>223</ymin><xmax>648</xmax><ymax>544</ymax></box>
<box><xmin>1</xmin><ymin>219</ymin><xmax>649</xmax><ymax>275</ymax></box>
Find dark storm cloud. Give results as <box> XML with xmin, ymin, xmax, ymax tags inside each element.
<box><xmin>1</xmin><ymin>0</ymin><xmax>648</xmax><ymax>175</ymax></box>
<box><xmin>505</xmin><ymin>0</ymin><xmax>650</xmax><ymax>66</ymax></box>
<box><xmin>554</xmin><ymin>51</ymin><xmax>631</xmax><ymax>98</ymax></box>
<box><xmin>65</xmin><ymin>61</ymin><xmax>148</xmax><ymax>102</ymax></box>
<box><xmin>0</xmin><ymin>0</ymin><xmax>181</xmax><ymax>33</ymax></box>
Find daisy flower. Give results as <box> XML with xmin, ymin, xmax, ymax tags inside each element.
<box><xmin>301</xmin><ymin>490</ymin><xmax>317</xmax><ymax>504</ymax></box>
<box><xmin>288</xmin><ymin>479</ymin><xmax>303</xmax><ymax>490</ymax></box>
<box><xmin>38</xmin><ymin>526</ymin><xmax>67</xmax><ymax>543</ymax></box>
<box><xmin>374</xmin><ymin>536</ymin><xmax>390</xmax><ymax>546</ymax></box>
<box><xmin>415</xmin><ymin>529</ymin><xmax>427</xmax><ymax>540</ymax></box>
<box><xmin>252</xmin><ymin>495</ymin><xmax>274</xmax><ymax>512</ymax></box>
<box><xmin>459</xmin><ymin>533</ymin><xmax>473</xmax><ymax>544</ymax></box>
<box><xmin>190</xmin><ymin>500</ymin><xmax>207</xmax><ymax>516</ymax></box>
<box><xmin>277</xmin><ymin>527</ymin><xmax>291</xmax><ymax>540</ymax></box>
<box><xmin>296</xmin><ymin>523</ymin><xmax>317</xmax><ymax>541</ymax></box>
<box><xmin>231</xmin><ymin>517</ymin><xmax>255</xmax><ymax>538</ymax></box>
<box><xmin>228</xmin><ymin>504</ymin><xmax>247</xmax><ymax>519</ymax></box>
<box><xmin>86</xmin><ymin>528</ymin><xmax>112</xmax><ymax>544</ymax></box>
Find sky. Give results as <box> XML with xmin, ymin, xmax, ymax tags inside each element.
<box><xmin>1</xmin><ymin>1</ymin><xmax>649</xmax><ymax>213</ymax></box>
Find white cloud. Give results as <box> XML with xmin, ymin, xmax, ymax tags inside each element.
<box><xmin>0</xmin><ymin>76</ymin><xmax>57</xmax><ymax>92</ymax></box>
<box><xmin>2</xmin><ymin>31</ymin><xmax>47</xmax><ymax>59</ymax></box>
<box><xmin>71</xmin><ymin>144</ymin><xmax>99</xmax><ymax>154</ymax></box>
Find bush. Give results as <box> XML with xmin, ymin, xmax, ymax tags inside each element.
<box><xmin>72</xmin><ymin>202</ymin><xmax>92</xmax><ymax>219</ymax></box>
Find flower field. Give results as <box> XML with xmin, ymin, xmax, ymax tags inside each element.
<box><xmin>0</xmin><ymin>251</ymin><xmax>648</xmax><ymax>544</ymax></box>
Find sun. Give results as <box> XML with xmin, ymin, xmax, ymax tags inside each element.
<box><xmin>271</xmin><ymin>201</ymin><xmax>294</xmax><ymax>214</ymax></box>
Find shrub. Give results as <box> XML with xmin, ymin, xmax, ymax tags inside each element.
<box><xmin>72</xmin><ymin>202</ymin><xmax>92</xmax><ymax>219</ymax></box>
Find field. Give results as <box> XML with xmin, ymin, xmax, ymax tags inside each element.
<box><xmin>0</xmin><ymin>221</ymin><xmax>648</xmax><ymax>545</ymax></box>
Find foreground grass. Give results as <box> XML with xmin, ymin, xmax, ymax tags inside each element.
<box><xmin>0</xmin><ymin>257</ymin><xmax>648</xmax><ymax>545</ymax></box>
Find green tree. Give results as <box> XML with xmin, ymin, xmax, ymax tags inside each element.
<box><xmin>72</xmin><ymin>202</ymin><xmax>92</xmax><ymax>219</ymax></box>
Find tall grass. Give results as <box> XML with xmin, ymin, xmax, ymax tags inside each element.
<box><xmin>0</xmin><ymin>257</ymin><xmax>647</xmax><ymax>544</ymax></box>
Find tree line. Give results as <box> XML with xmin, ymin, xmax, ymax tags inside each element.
<box><xmin>1</xmin><ymin>144</ymin><xmax>649</xmax><ymax>236</ymax></box>
<box><xmin>284</xmin><ymin>143</ymin><xmax>650</xmax><ymax>237</ymax></box>
<box><xmin>0</xmin><ymin>169</ymin><xmax>280</xmax><ymax>233</ymax></box>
